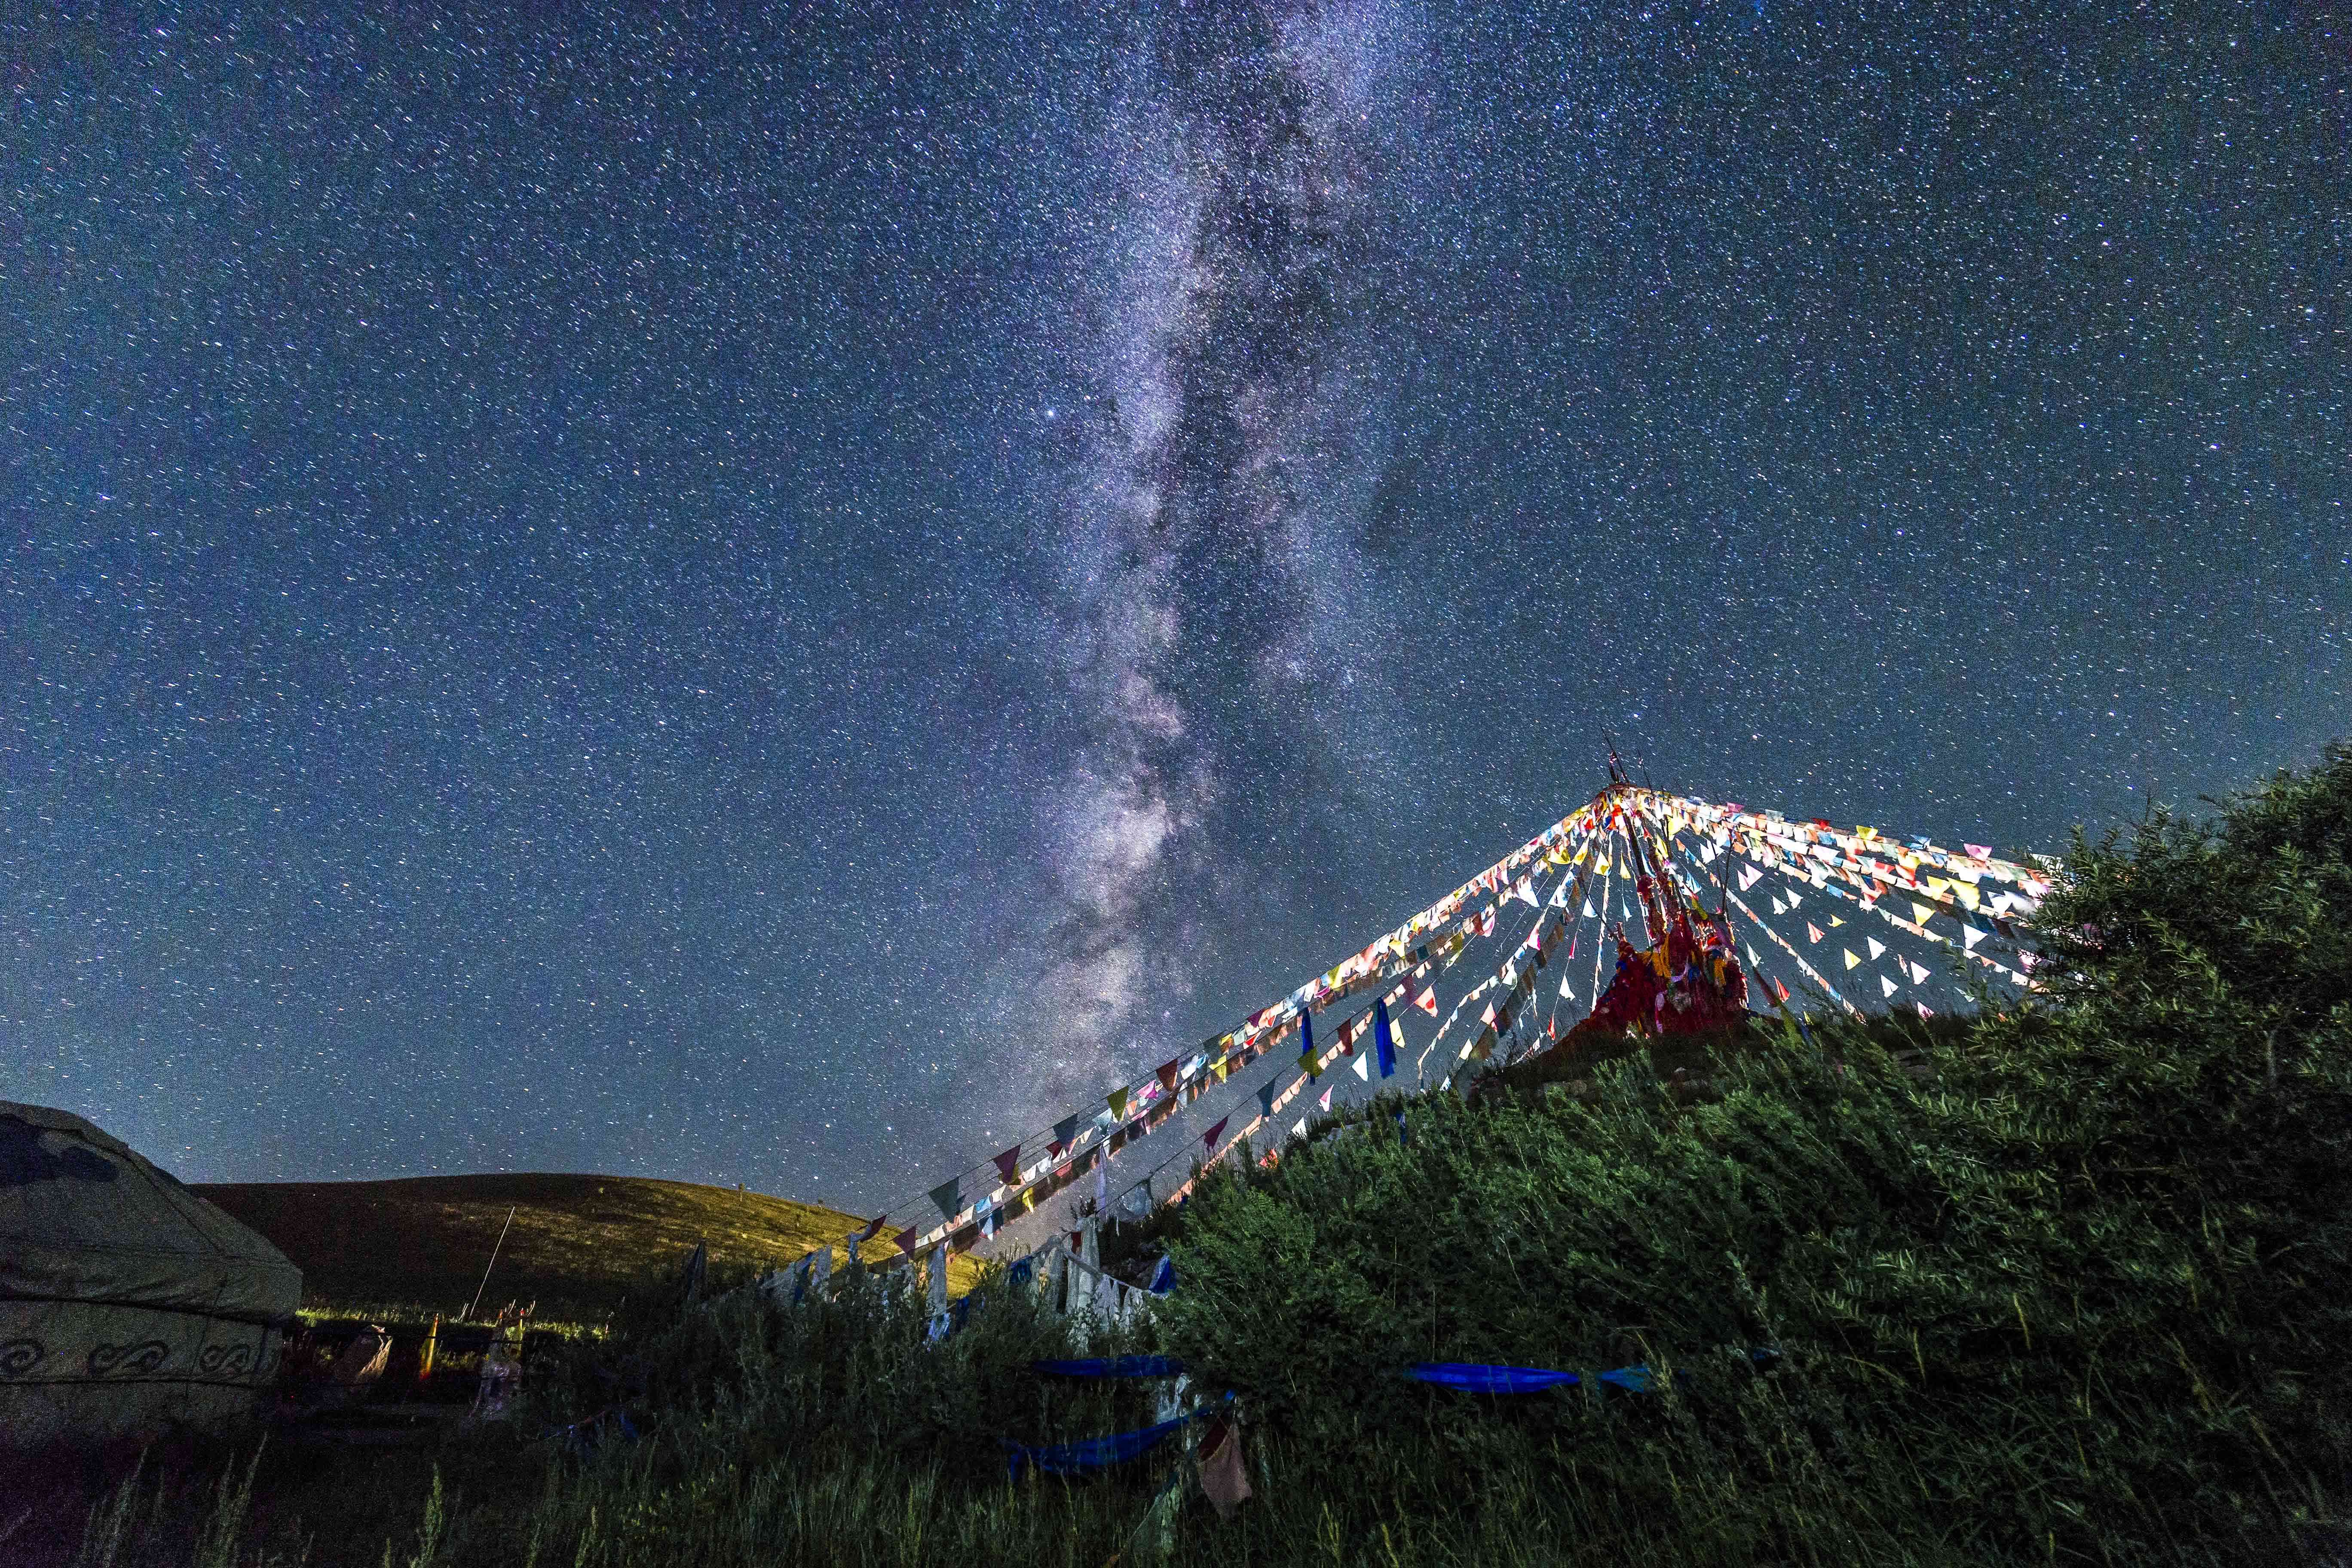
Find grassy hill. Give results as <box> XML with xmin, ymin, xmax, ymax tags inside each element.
<box><xmin>196</xmin><ymin>1171</ymin><xmax>978</xmax><ymax>1323</ymax></box>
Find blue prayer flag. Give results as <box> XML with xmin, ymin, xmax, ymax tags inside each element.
<box><xmin>1374</xmin><ymin>997</ymin><xmax>1397</xmax><ymax>1078</ymax></box>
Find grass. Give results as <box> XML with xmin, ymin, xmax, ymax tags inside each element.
<box><xmin>196</xmin><ymin>1172</ymin><xmax>983</xmax><ymax>1324</ymax></box>
<box><xmin>34</xmin><ymin>744</ymin><xmax>2352</xmax><ymax>1566</ymax></box>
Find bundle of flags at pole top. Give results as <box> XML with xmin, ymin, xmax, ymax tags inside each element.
<box><xmin>871</xmin><ymin>781</ymin><xmax>2051</xmax><ymax>1263</ymax></box>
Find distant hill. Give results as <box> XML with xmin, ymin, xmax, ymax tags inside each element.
<box><xmin>197</xmin><ymin>1172</ymin><xmax>979</xmax><ymax>1323</ymax></box>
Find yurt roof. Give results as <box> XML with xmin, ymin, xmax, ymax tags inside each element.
<box><xmin>0</xmin><ymin>1101</ymin><xmax>300</xmax><ymax>1323</ymax></box>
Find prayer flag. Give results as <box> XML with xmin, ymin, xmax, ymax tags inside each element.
<box><xmin>1374</xmin><ymin>997</ymin><xmax>1397</xmax><ymax>1078</ymax></box>
<box><xmin>1964</xmin><ymin>842</ymin><xmax>1993</xmax><ymax>860</ymax></box>
<box><xmin>1202</xmin><ymin>1117</ymin><xmax>1228</xmax><ymax>1152</ymax></box>
<box><xmin>1807</xmin><ymin>922</ymin><xmax>1823</xmax><ymax>944</ymax></box>
<box><xmin>1415</xmin><ymin>984</ymin><xmax>1437</xmax><ymax>1015</ymax></box>
<box><xmin>1054</xmin><ymin>1114</ymin><xmax>1084</xmax><ymax>1151</ymax></box>
<box><xmin>1292</xmin><ymin>1118</ymin><xmax>1308</xmax><ymax>1138</ymax></box>
<box><xmin>992</xmin><ymin>1146</ymin><xmax>1022</xmax><ymax>1185</ymax></box>
<box><xmin>1257</xmin><ymin>1079</ymin><xmax>1278</xmax><ymax>1120</ymax></box>
<box><xmin>929</xmin><ymin>1179</ymin><xmax>961</xmax><ymax>1222</ymax></box>
<box><xmin>1962</xmin><ymin>925</ymin><xmax>1985</xmax><ymax>951</ymax></box>
<box><xmin>858</xmin><ymin>1215</ymin><xmax>887</xmax><ymax>1244</ymax></box>
<box><xmin>1559</xmin><ymin>974</ymin><xmax>1575</xmax><ymax>999</ymax></box>
<box><xmin>1155</xmin><ymin>1060</ymin><xmax>1180</xmax><ymax>1093</ymax></box>
<box><xmin>1843</xmin><ymin>948</ymin><xmax>1860</xmax><ymax>970</ymax></box>
<box><xmin>1352</xmin><ymin>1054</ymin><xmax>1369</xmax><ymax>1081</ymax></box>
<box><xmin>1786</xmin><ymin>889</ymin><xmax>1802</xmax><ymax>907</ymax></box>
<box><xmin>1771</xmin><ymin>897</ymin><xmax>1786</xmax><ymax>915</ymax></box>
<box><xmin>1773</xmin><ymin>979</ymin><xmax>1790</xmax><ymax>1003</ymax></box>
<box><xmin>894</xmin><ymin>1227</ymin><xmax>918</xmax><ymax>1255</ymax></box>
<box><xmin>1908</xmin><ymin>960</ymin><xmax>1931</xmax><ymax>986</ymax></box>
<box><xmin>1298</xmin><ymin>1011</ymin><xmax>1319</xmax><ymax>1078</ymax></box>
<box><xmin>1880</xmin><ymin>975</ymin><xmax>1898</xmax><ymax>998</ymax></box>
<box><xmin>1107</xmin><ymin>1087</ymin><xmax>1130</xmax><ymax>1121</ymax></box>
<box><xmin>1318</xmin><ymin>1085</ymin><xmax>1333</xmax><ymax>1112</ymax></box>
<box><xmin>1867</xmin><ymin>937</ymin><xmax>1886</xmax><ymax>960</ymax></box>
<box><xmin>1582</xmin><ymin>898</ymin><xmax>1598</xmax><ymax>919</ymax></box>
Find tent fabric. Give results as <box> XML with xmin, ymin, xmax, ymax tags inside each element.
<box><xmin>0</xmin><ymin>1102</ymin><xmax>300</xmax><ymax>1320</ymax></box>
<box><xmin>1</xmin><ymin>1101</ymin><xmax>302</xmax><ymax>1449</ymax></box>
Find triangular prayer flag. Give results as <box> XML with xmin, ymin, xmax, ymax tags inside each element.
<box><xmin>1908</xmin><ymin>961</ymin><xmax>1931</xmax><ymax>986</ymax></box>
<box><xmin>1202</xmin><ymin>1117</ymin><xmax>1228</xmax><ymax>1152</ymax></box>
<box><xmin>1880</xmin><ymin>975</ymin><xmax>1898</xmax><ymax>998</ymax></box>
<box><xmin>1917</xmin><ymin>1002</ymin><xmax>1936</xmax><ymax>1018</ymax></box>
<box><xmin>1746</xmin><ymin>944</ymin><xmax>1761</xmax><ymax>966</ymax></box>
<box><xmin>1770</xmin><ymin>897</ymin><xmax>1786</xmax><ymax>915</ymax></box>
<box><xmin>1773</xmin><ymin>979</ymin><xmax>1790</xmax><ymax>1003</ymax></box>
<box><xmin>894</xmin><ymin>1227</ymin><xmax>918</xmax><ymax>1256</ymax></box>
<box><xmin>1107</xmin><ymin>1087</ymin><xmax>1129</xmax><ymax>1121</ymax></box>
<box><xmin>1867</xmin><ymin>937</ymin><xmax>1886</xmax><ymax>960</ymax></box>
<box><xmin>1964</xmin><ymin>842</ymin><xmax>1993</xmax><ymax>860</ymax></box>
<box><xmin>1292</xmin><ymin>1118</ymin><xmax>1308</xmax><ymax>1139</ymax></box>
<box><xmin>1911</xmin><ymin>900</ymin><xmax>1936</xmax><ymax>925</ymax></box>
<box><xmin>1582</xmin><ymin>898</ymin><xmax>1598</xmax><ymax>919</ymax></box>
<box><xmin>929</xmin><ymin>1179</ymin><xmax>961</xmax><ymax>1222</ymax></box>
<box><xmin>1807</xmin><ymin>922</ymin><xmax>1823</xmax><ymax>944</ymax></box>
<box><xmin>1962</xmin><ymin>925</ymin><xmax>1985</xmax><ymax>951</ymax></box>
<box><xmin>1352</xmin><ymin>1054</ymin><xmax>1369</xmax><ymax>1081</ymax></box>
<box><xmin>1155</xmin><ymin>1060</ymin><xmax>1180</xmax><ymax>1093</ymax></box>
<box><xmin>1786</xmin><ymin>889</ymin><xmax>1802</xmax><ymax>907</ymax></box>
<box><xmin>1257</xmin><ymin>1079</ymin><xmax>1278</xmax><ymax>1119</ymax></box>
<box><xmin>1317</xmin><ymin>1085</ymin><xmax>1333</xmax><ymax>1112</ymax></box>
<box><xmin>1829</xmin><ymin>915</ymin><xmax>1845</xmax><ymax>927</ymax></box>
<box><xmin>1055</xmin><ymin>1114</ymin><xmax>1084</xmax><ymax>1150</ymax></box>
<box><xmin>1844</xmin><ymin>948</ymin><xmax>1861</xmax><ymax>970</ymax></box>
<box><xmin>992</xmin><ymin>1146</ymin><xmax>1022</xmax><ymax>1185</ymax></box>
<box><xmin>1558</xmin><ymin>974</ymin><xmax>1575</xmax><ymax>999</ymax></box>
<box><xmin>1414</xmin><ymin>985</ymin><xmax>1437</xmax><ymax>1016</ymax></box>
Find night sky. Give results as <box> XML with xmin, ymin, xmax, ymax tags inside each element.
<box><xmin>6</xmin><ymin>1</ymin><xmax>2345</xmax><ymax>1214</ymax></box>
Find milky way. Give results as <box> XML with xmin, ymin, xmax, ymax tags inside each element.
<box><xmin>3</xmin><ymin>2</ymin><xmax>2343</xmax><ymax>1207</ymax></box>
<box><xmin>1015</xmin><ymin>0</ymin><xmax>1409</xmax><ymax>1103</ymax></box>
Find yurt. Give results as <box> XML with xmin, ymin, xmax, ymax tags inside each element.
<box><xmin>0</xmin><ymin>1101</ymin><xmax>301</xmax><ymax>1448</ymax></box>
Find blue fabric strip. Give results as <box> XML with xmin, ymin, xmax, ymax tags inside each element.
<box><xmin>1405</xmin><ymin>1362</ymin><xmax>1582</xmax><ymax>1393</ymax></box>
<box><xmin>1031</xmin><ymin>1355</ymin><xmax>1188</xmax><ymax>1378</ymax></box>
<box><xmin>1003</xmin><ymin>1393</ymin><xmax>1230</xmax><ymax>1480</ymax></box>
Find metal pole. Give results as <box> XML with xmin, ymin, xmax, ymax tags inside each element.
<box><xmin>465</xmin><ymin>1206</ymin><xmax>517</xmax><ymax>1322</ymax></box>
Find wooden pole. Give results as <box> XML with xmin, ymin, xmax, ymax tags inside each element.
<box><xmin>465</xmin><ymin>1206</ymin><xmax>517</xmax><ymax>1322</ymax></box>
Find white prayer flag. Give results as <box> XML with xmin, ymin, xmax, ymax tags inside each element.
<box><xmin>1867</xmin><ymin>937</ymin><xmax>1887</xmax><ymax>960</ymax></box>
<box><xmin>1908</xmin><ymin>961</ymin><xmax>1931</xmax><ymax>986</ymax></box>
<box><xmin>1880</xmin><ymin>975</ymin><xmax>1898</xmax><ymax>998</ymax></box>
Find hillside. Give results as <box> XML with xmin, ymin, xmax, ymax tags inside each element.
<box><xmin>196</xmin><ymin>1171</ymin><xmax>978</xmax><ymax>1322</ymax></box>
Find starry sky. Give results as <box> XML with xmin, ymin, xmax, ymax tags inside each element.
<box><xmin>5</xmin><ymin>0</ymin><xmax>2345</xmax><ymax>1212</ymax></box>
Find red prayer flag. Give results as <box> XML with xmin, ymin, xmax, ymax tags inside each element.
<box><xmin>992</xmin><ymin>1145</ymin><xmax>1022</xmax><ymax>1185</ymax></box>
<box><xmin>1203</xmin><ymin>1116</ymin><xmax>1229</xmax><ymax>1152</ymax></box>
<box><xmin>1155</xmin><ymin>1060</ymin><xmax>1180</xmax><ymax>1092</ymax></box>
<box><xmin>894</xmin><ymin>1227</ymin><xmax>918</xmax><ymax>1255</ymax></box>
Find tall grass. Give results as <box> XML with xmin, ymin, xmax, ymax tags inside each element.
<box><xmin>96</xmin><ymin>746</ymin><xmax>2352</xmax><ymax>1566</ymax></box>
